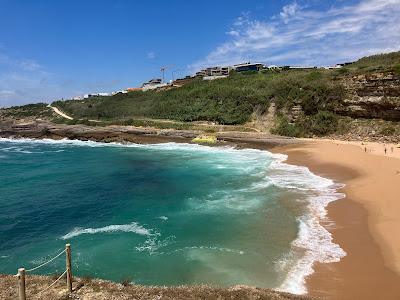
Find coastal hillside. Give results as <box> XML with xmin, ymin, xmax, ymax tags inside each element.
<box><xmin>1</xmin><ymin>51</ymin><xmax>399</xmax><ymax>142</ymax></box>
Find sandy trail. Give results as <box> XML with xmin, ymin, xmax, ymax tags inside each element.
<box><xmin>47</xmin><ymin>104</ymin><xmax>74</xmax><ymax>120</ymax></box>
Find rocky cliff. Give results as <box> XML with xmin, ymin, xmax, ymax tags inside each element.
<box><xmin>335</xmin><ymin>72</ymin><xmax>400</xmax><ymax>120</ymax></box>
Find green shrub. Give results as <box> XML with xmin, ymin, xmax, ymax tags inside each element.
<box><xmin>271</xmin><ymin>117</ymin><xmax>301</xmax><ymax>137</ymax></box>
<box><xmin>353</xmin><ymin>52</ymin><xmax>400</xmax><ymax>70</ymax></box>
<box><xmin>380</xmin><ymin>125</ymin><xmax>396</xmax><ymax>135</ymax></box>
<box><xmin>393</xmin><ymin>64</ymin><xmax>400</xmax><ymax>76</ymax></box>
<box><xmin>0</xmin><ymin>103</ymin><xmax>53</xmax><ymax>118</ymax></box>
<box><xmin>336</xmin><ymin>117</ymin><xmax>352</xmax><ymax>134</ymax></box>
<box><xmin>335</xmin><ymin>68</ymin><xmax>349</xmax><ymax>75</ymax></box>
<box><xmin>309</xmin><ymin>111</ymin><xmax>338</xmax><ymax>136</ymax></box>
<box><xmin>306</xmin><ymin>71</ymin><xmax>322</xmax><ymax>81</ymax></box>
<box><xmin>267</xmin><ymin>71</ymin><xmax>345</xmax><ymax>114</ymax></box>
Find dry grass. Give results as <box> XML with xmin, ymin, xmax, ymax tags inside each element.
<box><xmin>0</xmin><ymin>274</ymin><xmax>313</xmax><ymax>300</ymax></box>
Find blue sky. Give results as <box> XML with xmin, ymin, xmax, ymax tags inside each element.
<box><xmin>1</xmin><ymin>0</ymin><xmax>399</xmax><ymax>107</ymax></box>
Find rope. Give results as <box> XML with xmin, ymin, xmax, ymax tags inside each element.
<box><xmin>26</xmin><ymin>249</ymin><xmax>66</xmax><ymax>273</ymax></box>
<box><xmin>36</xmin><ymin>270</ymin><xmax>67</xmax><ymax>296</ymax></box>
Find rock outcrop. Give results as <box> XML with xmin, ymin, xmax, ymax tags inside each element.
<box><xmin>335</xmin><ymin>72</ymin><xmax>400</xmax><ymax>120</ymax></box>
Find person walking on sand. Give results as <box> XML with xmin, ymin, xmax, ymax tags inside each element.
<box><xmin>365</xmin><ymin>147</ymin><xmax>367</xmax><ymax>153</ymax></box>
<box><xmin>384</xmin><ymin>147</ymin><xmax>387</xmax><ymax>155</ymax></box>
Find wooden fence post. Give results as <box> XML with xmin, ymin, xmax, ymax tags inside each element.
<box><xmin>17</xmin><ymin>268</ymin><xmax>26</xmax><ymax>300</ymax></box>
<box><xmin>65</xmin><ymin>244</ymin><xmax>72</xmax><ymax>293</ymax></box>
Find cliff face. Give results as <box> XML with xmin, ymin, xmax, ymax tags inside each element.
<box><xmin>335</xmin><ymin>72</ymin><xmax>400</xmax><ymax>121</ymax></box>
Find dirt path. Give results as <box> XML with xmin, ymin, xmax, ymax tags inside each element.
<box><xmin>47</xmin><ymin>105</ymin><xmax>74</xmax><ymax>120</ymax></box>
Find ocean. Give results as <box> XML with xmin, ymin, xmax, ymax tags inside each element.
<box><xmin>0</xmin><ymin>138</ymin><xmax>345</xmax><ymax>294</ymax></box>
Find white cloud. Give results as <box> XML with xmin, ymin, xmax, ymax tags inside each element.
<box><xmin>0</xmin><ymin>90</ymin><xmax>16</xmax><ymax>97</ymax></box>
<box><xmin>18</xmin><ymin>60</ymin><xmax>42</xmax><ymax>71</ymax></box>
<box><xmin>0</xmin><ymin>53</ymin><xmax>43</xmax><ymax>72</ymax></box>
<box><xmin>190</xmin><ymin>0</ymin><xmax>400</xmax><ymax>71</ymax></box>
<box><xmin>280</xmin><ymin>1</ymin><xmax>301</xmax><ymax>23</ymax></box>
<box><xmin>226</xmin><ymin>30</ymin><xmax>240</xmax><ymax>37</ymax></box>
<box><xmin>147</xmin><ymin>51</ymin><xmax>155</xmax><ymax>59</ymax></box>
<box><xmin>0</xmin><ymin>49</ymin><xmax>125</xmax><ymax>107</ymax></box>
<box><xmin>0</xmin><ymin>51</ymin><xmax>72</xmax><ymax>107</ymax></box>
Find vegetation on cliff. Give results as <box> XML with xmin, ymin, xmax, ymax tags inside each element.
<box><xmin>53</xmin><ymin>69</ymin><xmax>345</xmax><ymax>126</ymax></box>
<box><xmin>0</xmin><ymin>103</ymin><xmax>54</xmax><ymax>119</ymax></box>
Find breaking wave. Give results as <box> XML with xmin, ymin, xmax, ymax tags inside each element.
<box><xmin>61</xmin><ymin>222</ymin><xmax>151</xmax><ymax>240</ymax></box>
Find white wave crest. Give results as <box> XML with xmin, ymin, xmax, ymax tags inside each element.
<box><xmin>135</xmin><ymin>235</ymin><xmax>174</xmax><ymax>254</ymax></box>
<box><xmin>268</xmin><ymin>154</ymin><xmax>346</xmax><ymax>294</ymax></box>
<box><xmin>61</xmin><ymin>222</ymin><xmax>151</xmax><ymax>240</ymax></box>
<box><xmin>176</xmin><ymin>246</ymin><xmax>245</xmax><ymax>255</ymax></box>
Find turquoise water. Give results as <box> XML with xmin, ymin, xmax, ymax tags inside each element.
<box><xmin>0</xmin><ymin>138</ymin><xmax>345</xmax><ymax>294</ymax></box>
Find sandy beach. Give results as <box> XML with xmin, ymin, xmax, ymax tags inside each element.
<box><xmin>273</xmin><ymin>139</ymin><xmax>400</xmax><ymax>299</ymax></box>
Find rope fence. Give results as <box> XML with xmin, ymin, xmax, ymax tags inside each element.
<box><xmin>37</xmin><ymin>270</ymin><xmax>67</xmax><ymax>296</ymax></box>
<box><xmin>25</xmin><ymin>249</ymin><xmax>66</xmax><ymax>273</ymax></box>
<box><xmin>15</xmin><ymin>244</ymin><xmax>73</xmax><ymax>300</ymax></box>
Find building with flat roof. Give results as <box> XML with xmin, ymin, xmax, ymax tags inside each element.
<box><xmin>284</xmin><ymin>66</ymin><xmax>317</xmax><ymax>70</ymax></box>
<box><xmin>233</xmin><ymin>62</ymin><xmax>264</xmax><ymax>72</ymax></box>
<box><xmin>143</xmin><ymin>78</ymin><xmax>162</xmax><ymax>86</ymax></box>
<box><xmin>195</xmin><ymin>66</ymin><xmax>232</xmax><ymax>78</ymax></box>
<box><xmin>142</xmin><ymin>78</ymin><xmax>168</xmax><ymax>91</ymax></box>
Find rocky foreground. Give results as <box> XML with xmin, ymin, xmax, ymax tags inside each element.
<box><xmin>0</xmin><ymin>274</ymin><xmax>312</xmax><ymax>300</ymax></box>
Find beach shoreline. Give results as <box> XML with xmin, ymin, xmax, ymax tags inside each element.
<box><xmin>273</xmin><ymin>139</ymin><xmax>400</xmax><ymax>300</ymax></box>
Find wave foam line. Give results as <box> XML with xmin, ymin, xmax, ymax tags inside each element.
<box><xmin>0</xmin><ymin>137</ymin><xmax>272</xmax><ymax>158</ymax></box>
<box><xmin>268</xmin><ymin>153</ymin><xmax>346</xmax><ymax>295</ymax></box>
<box><xmin>61</xmin><ymin>222</ymin><xmax>151</xmax><ymax>240</ymax></box>
<box><xmin>150</xmin><ymin>245</ymin><xmax>245</xmax><ymax>256</ymax></box>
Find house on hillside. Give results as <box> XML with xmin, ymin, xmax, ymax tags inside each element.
<box><xmin>111</xmin><ymin>90</ymin><xmax>129</xmax><ymax>95</ymax></box>
<box><xmin>126</xmin><ymin>87</ymin><xmax>142</xmax><ymax>92</ymax></box>
<box><xmin>195</xmin><ymin>66</ymin><xmax>232</xmax><ymax>78</ymax></box>
<box><xmin>142</xmin><ymin>78</ymin><xmax>168</xmax><ymax>91</ymax></box>
<box><xmin>338</xmin><ymin>62</ymin><xmax>354</xmax><ymax>67</ymax></box>
<box><xmin>173</xmin><ymin>75</ymin><xmax>195</xmax><ymax>86</ymax></box>
<box><xmin>323</xmin><ymin>65</ymin><xmax>343</xmax><ymax>70</ymax></box>
<box><xmin>195</xmin><ymin>70</ymin><xmax>207</xmax><ymax>78</ymax></box>
<box><xmin>83</xmin><ymin>92</ymin><xmax>110</xmax><ymax>98</ymax></box>
<box><xmin>233</xmin><ymin>62</ymin><xmax>264</xmax><ymax>72</ymax></box>
<box><xmin>282</xmin><ymin>66</ymin><xmax>317</xmax><ymax>70</ymax></box>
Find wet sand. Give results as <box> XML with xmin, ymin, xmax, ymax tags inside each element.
<box><xmin>273</xmin><ymin>140</ymin><xmax>400</xmax><ymax>300</ymax></box>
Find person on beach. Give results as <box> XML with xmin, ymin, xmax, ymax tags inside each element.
<box><xmin>384</xmin><ymin>147</ymin><xmax>387</xmax><ymax>155</ymax></box>
<box><xmin>364</xmin><ymin>147</ymin><xmax>367</xmax><ymax>153</ymax></box>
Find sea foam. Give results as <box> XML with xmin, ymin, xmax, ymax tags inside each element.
<box><xmin>61</xmin><ymin>222</ymin><xmax>151</xmax><ymax>240</ymax></box>
<box><xmin>268</xmin><ymin>153</ymin><xmax>346</xmax><ymax>294</ymax></box>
